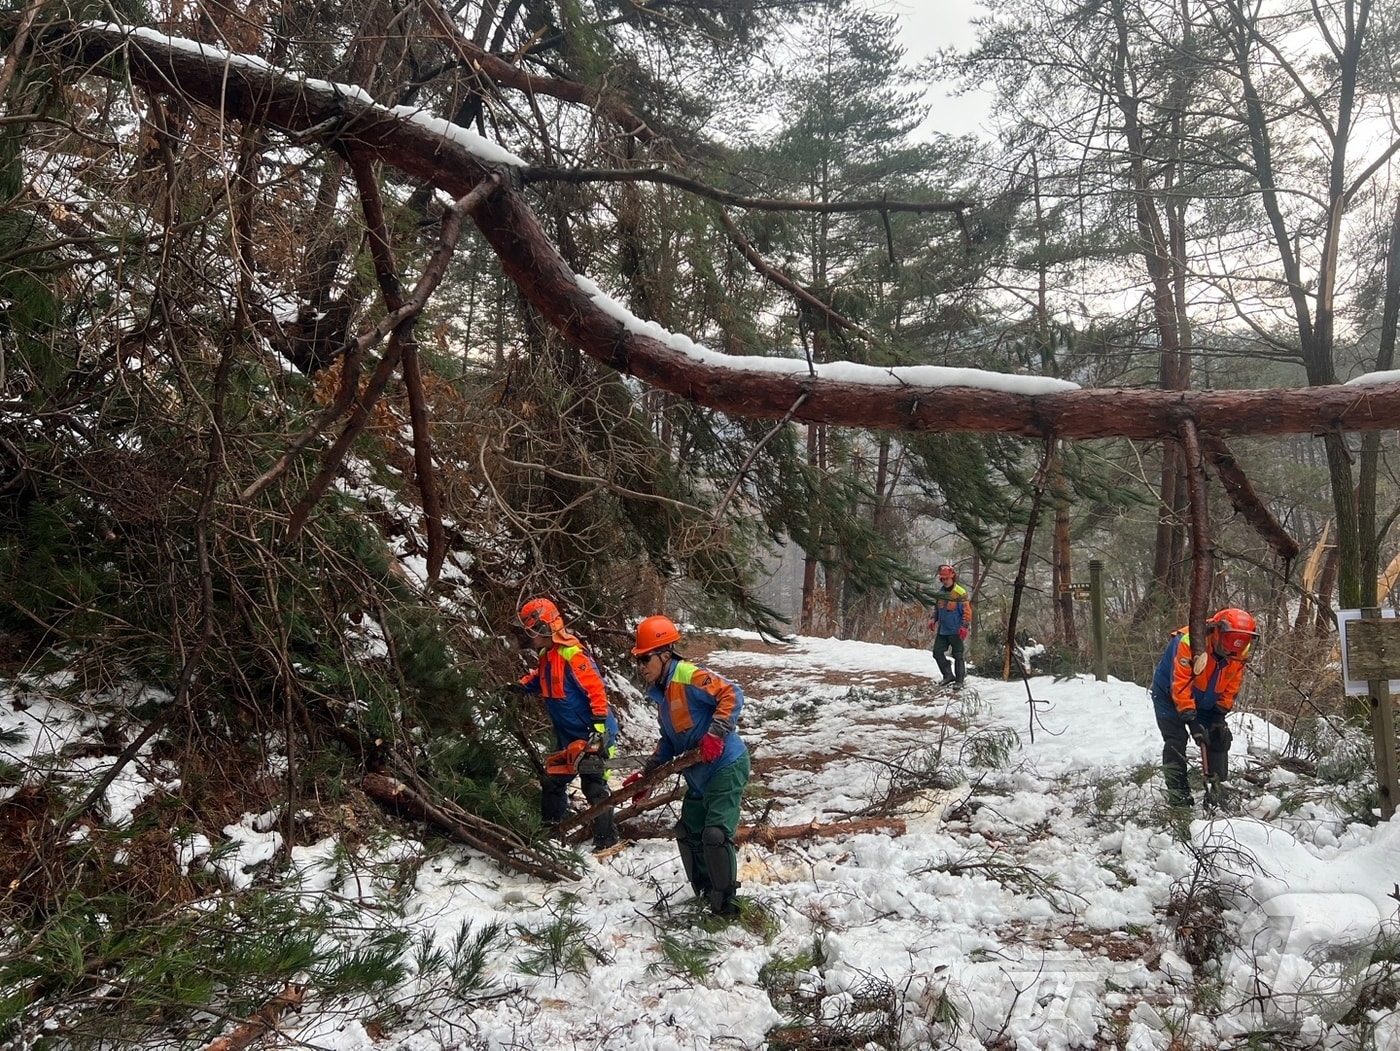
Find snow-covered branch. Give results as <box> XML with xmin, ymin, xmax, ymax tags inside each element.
<box><xmin>18</xmin><ymin>20</ymin><xmax>1400</xmax><ymax>441</ymax></box>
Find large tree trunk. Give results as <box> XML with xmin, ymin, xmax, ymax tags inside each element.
<box><xmin>1359</xmin><ymin>194</ymin><xmax>1400</xmax><ymax>605</ymax></box>
<box><xmin>30</xmin><ymin>26</ymin><xmax>1400</xmax><ymax>440</ymax></box>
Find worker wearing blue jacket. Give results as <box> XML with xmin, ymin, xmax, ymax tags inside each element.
<box><xmin>516</xmin><ymin>597</ymin><xmax>620</xmax><ymax>850</ymax></box>
<box><xmin>929</xmin><ymin>563</ymin><xmax>972</xmax><ymax>686</ymax></box>
<box><xmin>623</xmin><ymin>615</ymin><xmax>750</xmax><ymax>918</ymax></box>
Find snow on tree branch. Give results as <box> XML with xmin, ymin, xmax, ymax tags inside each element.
<box><xmin>18</xmin><ymin>19</ymin><xmax>1400</xmax><ymax>441</ymax></box>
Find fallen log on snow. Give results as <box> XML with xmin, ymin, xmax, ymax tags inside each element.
<box><xmin>738</xmin><ymin>817</ymin><xmax>906</xmax><ymax>845</ymax></box>
<box><xmin>362</xmin><ymin>771</ymin><xmax>577</xmax><ymax>882</ymax></box>
<box><xmin>563</xmin><ymin>787</ymin><xmax>686</xmax><ymax>845</ymax></box>
<box><xmin>603</xmin><ymin>816</ymin><xmax>908</xmax><ymax>846</ymax></box>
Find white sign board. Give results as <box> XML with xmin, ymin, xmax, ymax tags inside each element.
<box><xmin>1337</xmin><ymin>608</ymin><xmax>1400</xmax><ymax>696</ymax></box>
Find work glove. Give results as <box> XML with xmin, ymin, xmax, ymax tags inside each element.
<box><xmin>585</xmin><ymin>721</ymin><xmax>607</xmax><ymax>754</ymax></box>
<box><xmin>622</xmin><ymin>770</ymin><xmax>649</xmax><ymax>804</ymax></box>
<box><xmin>1182</xmin><ymin>715</ymin><xmax>1208</xmax><ymax>747</ymax></box>
<box><xmin>700</xmin><ymin>733</ymin><xmax>725</xmax><ymax>762</ymax></box>
<box><xmin>928</xmin><ymin>618</ymin><xmax>937</xmax><ymax>632</ymax></box>
<box><xmin>958</xmin><ymin>627</ymin><xmax>969</xmax><ymax>641</ymax></box>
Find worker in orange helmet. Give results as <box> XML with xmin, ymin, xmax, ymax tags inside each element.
<box><xmin>929</xmin><ymin>564</ymin><xmax>972</xmax><ymax>687</ymax></box>
<box><xmin>623</xmin><ymin>615</ymin><xmax>750</xmax><ymax>918</ymax></box>
<box><xmin>515</xmin><ymin>597</ymin><xmax>620</xmax><ymax>850</ymax></box>
<box><xmin>1149</xmin><ymin>607</ymin><xmax>1259</xmax><ymax>808</ymax></box>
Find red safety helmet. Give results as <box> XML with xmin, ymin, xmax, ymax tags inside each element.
<box><xmin>633</xmin><ymin>615</ymin><xmax>681</xmax><ymax>655</ymax></box>
<box><xmin>1209</xmin><ymin>607</ymin><xmax>1258</xmax><ymax>659</ymax></box>
<box><xmin>520</xmin><ymin>597</ymin><xmax>562</xmax><ymax>633</ymax></box>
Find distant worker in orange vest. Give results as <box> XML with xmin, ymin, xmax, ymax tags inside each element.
<box><xmin>623</xmin><ymin>615</ymin><xmax>750</xmax><ymax>918</ymax></box>
<box><xmin>929</xmin><ymin>564</ymin><xmax>972</xmax><ymax>687</ymax></box>
<box><xmin>514</xmin><ymin>597</ymin><xmax>620</xmax><ymax>850</ymax></box>
<box><xmin>1149</xmin><ymin>607</ymin><xmax>1258</xmax><ymax>808</ymax></box>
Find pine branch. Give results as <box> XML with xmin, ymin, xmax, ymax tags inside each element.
<box><xmin>198</xmin><ymin>984</ymin><xmax>305</xmax><ymax>1051</ymax></box>
<box><xmin>362</xmin><ymin>772</ymin><xmax>578</xmax><ymax>881</ymax></box>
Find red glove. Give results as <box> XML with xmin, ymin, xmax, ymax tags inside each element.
<box><xmin>699</xmin><ymin>733</ymin><xmax>725</xmax><ymax>762</ymax></box>
<box><xmin>958</xmin><ymin>627</ymin><xmax>968</xmax><ymax>641</ymax></box>
<box><xmin>622</xmin><ymin>771</ymin><xmax>649</xmax><ymax>804</ymax></box>
<box><xmin>928</xmin><ymin>618</ymin><xmax>937</xmax><ymax>631</ymax></box>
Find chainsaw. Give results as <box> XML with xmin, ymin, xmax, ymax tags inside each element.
<box><xmin>544</xmin><ymin>739</ymin><xmax>607</xmax><ymax>776</ymax></box>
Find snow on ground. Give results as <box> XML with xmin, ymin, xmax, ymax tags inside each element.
<box><xmin>5</xmin><ymin>632</ymin><xmax>1400</xmax><ymax>1049</ymax></box>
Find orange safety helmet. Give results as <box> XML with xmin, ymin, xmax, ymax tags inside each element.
<box><xmin>633</xmin><ymin>615</ymin><xmax>681</xmax><ymax>655</ymax></box>
<box><xmin>937</xmin><ymin>564</ymin><xmax>957</xmax><ymax>581</ymax></box>
<box><xmin>520</xmin><ymin>597</ymin><xmax>562</xmax><ymax>633</ymax></box>
<box><xmin>1209</xmin><ymin>607</ymin><xmax>1258</xmax><ymax>658</ymax></box>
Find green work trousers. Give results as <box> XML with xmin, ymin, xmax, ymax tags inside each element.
<box><xmin>679</xmin><ymin>751</ymin><xmax>750</xmax><ymax>889</ymax></box>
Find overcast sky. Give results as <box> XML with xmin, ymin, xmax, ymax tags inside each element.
<box><xmin>886</xmin><ymin>0</ymin><xmax>993</xmax><ymax>138</ymax></box>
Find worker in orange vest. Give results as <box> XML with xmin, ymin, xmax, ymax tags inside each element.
<box><xmin>1149</xmin><ymin>607</ymin><xmax>1258</xmax><ymax>808</ymax></box>
<box><xmin>515</xmin><ymin>598</ymin><xmax>619</xmax><ymax>849</ymax></box>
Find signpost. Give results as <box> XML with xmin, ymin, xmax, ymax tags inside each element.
<box><xmin>1089</xmin><ymin>560</ymin><xmax>1106</xmax><ymax>682</ymax></box>
<box><xmin>1338</xmin><ymin>607</ymin><xmax>1400</xmax><ymax>820</ymax></box>
<box><xmin>1060</xmin><ymin>561</ymin><xmax>1107</xmax><ymax>681</ymax></box>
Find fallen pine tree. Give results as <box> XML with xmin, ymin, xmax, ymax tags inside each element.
<box><xmin>361</xmin><ymin>771</ymin><xmax>577</xmax><ymax>881</ymax></box>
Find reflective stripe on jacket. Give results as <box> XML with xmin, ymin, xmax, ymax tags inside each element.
<box><xmin>1149</xmin><ymin>627</ymin><xmax>1246</xmax><ymax>720</ymax></box>
<box><xmin>644</xmin><ymin>659</ymin><xmax>746</xmax><ymax>794</ymax></box>
<box><xmin>931</xmin><ymin>584</ymin><xmax>971</xmax><ymax>636</ymax></box>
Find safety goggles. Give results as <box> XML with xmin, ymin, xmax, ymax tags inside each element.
<box><xmin>635</xmin><ymin>651</ymin><xmax>663</xmax><ymax>666</ymax></box>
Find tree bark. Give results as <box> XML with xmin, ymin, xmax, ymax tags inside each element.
<box><xmin>1179</xmin><ymin>420</ymin><xmax>1212</xmax><ymax>671</ymax></box>
<box><xmin>1004</xmin><ymin>442</ymin><xmax>1055</xmax><ymax>679</ymax></box>
<box><xmin>551</xmin><ymin>749</ymin><xmax>703</xmax><ymax>838</ymax></box>
<box><xmin>1198</xmin><ymin>432</ymin><xmax>1299</xmax><ymax>561</ymax></box>
<box><xmin>736</xmin><ymin>817</ymin><xmax>906</xmax><ymax>845</ymax></box>
<box><xmin>27</xmin><ymin>24</ymin><xmax>1400</xmax><ymax>443</ymax></box>
<box><xmin>199</xmin><ymin>985</ymin><xmax>305</xmax><ymax>1051</ymax></box>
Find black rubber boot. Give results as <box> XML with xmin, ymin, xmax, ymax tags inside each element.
<box><xmin>540</xmin><ymin>774</ymin><xmax>571</xmax><ymax>825</ymax></box>
<box><xmin>701</xmin><ymin>826</ymin><xmax>738</xmax><ymax>915</ymax></box>
<box><xmin>582</xmin><ymin>774</ymin><xmax>617</xmax><ymax>849</ymax></box>
<box><xmin>708</xmin><ymin>886</ymin><xmax>741</xmax><ymax>918</ymax></box>
<box><xmin>677</xmin><ymin>821</ymin><xmax>709</xmax><ymax>896</ymax></box>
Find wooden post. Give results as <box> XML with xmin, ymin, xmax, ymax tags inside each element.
<box><xmin>1347</xmin><ymin>608</ymin><xmax>1400</xmax><ymax>820</ymax></box>
<box><xmin>1090</xmin><ymin>559</ymin><xmax>1107</xmax><ymax>682</ymax></box>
